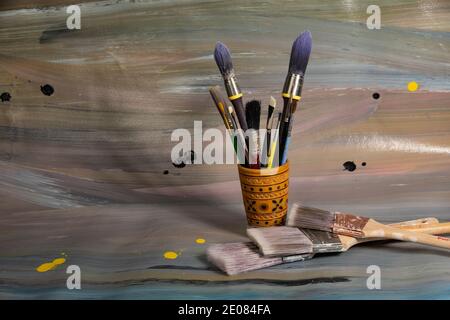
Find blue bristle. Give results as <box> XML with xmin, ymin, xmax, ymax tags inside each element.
<box><xmin>214</xmin><ymin>42</ymin><xmax>234</xmax><ymax>76</ymax></box>
<box><xmin>289</xmin><ymin>30</ymin><xmax>312</xmax><ymax>74</ymax></box>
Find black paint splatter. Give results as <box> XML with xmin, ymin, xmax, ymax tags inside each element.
<box><xmin>40</xmin><ymin>84</ymin><xmax>54</xmax><ymax>96</ymax></box>
<box><xmin>172</xmin><ymin>161</ymin><xmax>186</xmax><ymax>168</ymax></box>
<box><xmin>163</xmin><ymin>170</ymin><xmax>169</xmax><ymax>175</ymax></box>
<box><xmin>343</xmin><ymin>161</ymin><xmax>357</xmax><ymax>172</ymax></box>
<box><xmin>361</xmin><ymin>162</ymin><xmax>367</xmax><ymax>166</ymax></box>
<box><xmin>172</xmin><ymin>150</ymin><xmax>196</xmax><ymax>168</ymax></box>
<box><xmin>372</xmin><ymin>92</ymin><xmax>380</xmax><ymax>100</ymax></box>
<box><xmin>1</xmin><ymin>92</ymin><xmax>11</xmax><ymax>102</ymax></box>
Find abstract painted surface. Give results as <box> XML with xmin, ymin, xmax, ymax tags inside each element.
<box><xmin>0</xmin><ymin>0</ymin><xmax>449</xmax><ymax>299</ymax></box>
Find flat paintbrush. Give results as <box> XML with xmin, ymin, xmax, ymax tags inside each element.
<box><xmin>209</xmin><ymin>86</ymin><xmax>234</xmax><ymax>130</ymax></box>
<box><xmin>208</xmin><ymin>218</ymin><xmax>442</xmax><ymax>275</ymax></box>
<box><xmin>228</xmin><ymin>105</ymin><xmax>249</xmax><ymax>164</ymax></box>
<box><xmin>210</xmin><ymin>86</ymin><xmax>248</xmax><ymax>163</ymax></box>
<box><xmin>287</xmin><ymin>203</ymin><xmax>450</xmax><ymax>250</ymax></box>
<box><xmin>267</xmin><ymin>112</ymin><xmax>282</xmax><ymax>168</ymax></box>
<box><xmin>262</xmin><ymin>96</ymin><xmax>277</xmax><ymax>167</ymax></box>
<box><xmin>248</xmin><ymin>218</ymin><xmax>450</xmax><ymax>257</ymax></box>
<box><xmin>207</xmin><ymin>242</ymin><xmax>313</xmax><ymax>276</ymax></box>
<box><xmin>214</xmin><ymin>42</ymin><xmax>248</xmax><ymax>131</ymax></box>
<box><xmin>245</xmin><ymin>100</ymin><xmax>261</xmax><ymax>167</ymax></box>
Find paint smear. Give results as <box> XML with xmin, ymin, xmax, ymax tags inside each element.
<box><xmin>163</xmin><ymin>251</ymin><xmax>178</xmax><ymax>259</ymax></box>
<box><xmin>407</xmin><ymin>81</ymin><xmax>419</xmax><ymax>92</ymax></box>
<box><xmin>36</xmin><ymin>257</ymin><xmax>66</xmax><ymax>272</ymax></box>
<box><xmin>195</xmin><ymin>238</ymin><xmax>206</xmax><ymax>244</ymax></box>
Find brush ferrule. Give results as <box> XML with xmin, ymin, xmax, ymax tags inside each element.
<box><xmin>224</xmin><ymin>74</ymin><xmax>242</xmax><ymax>101</ymax></box>
<box><xmin>282</xmin><ymin>73</ymin><xmax>304</xmax><ymax>100</ymax></box>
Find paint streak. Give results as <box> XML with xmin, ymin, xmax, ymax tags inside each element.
<box><xmin>163</xmin><ymin>251</ymin><xmax>178</xmax><ymax>260</ymax></box>
<box><xmin>346</xmin><ymin>135</ymin><xmax>450</xmax><ymax>155</ymax></box>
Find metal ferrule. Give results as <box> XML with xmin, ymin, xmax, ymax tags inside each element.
<box><xmin>224</xmin><ymin>74</ymin><xmax>242</xmax><ymax>100</ymax></box>
<box><xmin>282</xmin><ymin>73</ymin><xmax>304</xmax><ymax>100</ymax></box>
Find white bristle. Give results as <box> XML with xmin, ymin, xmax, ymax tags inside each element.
<box><xmin>247</xmin><ymin>226</ymin><xmax>313</xmax><ymax>257</ymax></box>
<box><xmin>228</xmin><ymin>106</ymin><xmax>234</xmax><ymax>114</ymax></box>
<box><xmin>206</xmin><ymin>242</ymin><xmax>282</xmax><ymax>275</ymax></box>
<box><xmin>269</xmin><ymin>96</ymin><xmax>276</xmax><ymax>108</ymax></box>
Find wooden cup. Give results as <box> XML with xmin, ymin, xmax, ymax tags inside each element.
<box><xmin>238</xmin><ymin>162</ymin><xmax>289</xmax><ymax>227</ymax></box>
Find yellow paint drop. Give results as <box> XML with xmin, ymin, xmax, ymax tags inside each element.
<box><xmin>407</xmin><ymin>81</ymin><xmax>419</xmax><ymax>92</ymax></box>
<box><xmin>163</xmin><ymin>251</ymin><xmax>178</xmax><ymax>259</ymax></box>
<box><xmin>53</xmin><ymin>258</ymin><xmax>66</xmax><ymax>265</ymax></box>
<box><xmin>195</xmin><ymin>238</ymin><xmax>206</xmax><ymax>244</ymax></box>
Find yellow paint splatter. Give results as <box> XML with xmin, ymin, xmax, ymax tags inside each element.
<box><xmin>36</xmin><ymin>263</ymin><xmax>57</xmax><ymax>273</ymax></box>
<box><xmin>53</xmin><ymin>258</ymin><xmax>66</xmax><ymax>265</ymax></box>
<box><xmin>36</xmin><ymin>257</ymin><xmax>66</xmax><ymax>273</ymax></box>
<box><xmin>407</xmin><ymin>81</ymin><xmax>419</xmax><ymax>92</ymax></box>
<box><xmin>163</xmin><ymin>251</ymin><xmax>178</xmax><ymax>259</ymax></box>
<box><xmin>195</xmin><ymin>238</ymin><xmax>206</xmax><ymax>244</ymax></box>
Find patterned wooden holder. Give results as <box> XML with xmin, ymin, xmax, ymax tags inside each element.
<box><xmin>238</xmin><ymin>162</ymin><xmax>289</xmax><ymax>227</ymax></box>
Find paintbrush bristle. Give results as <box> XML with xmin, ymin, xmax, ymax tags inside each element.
<box><xmin>245</xmin><ymin>100</ymin><xmax>261</xmax><ymax>130</ymax></box>
<box><xmin>214</xmin><ymin>41</ymin><xmax>234</xmax><ymax>76</ymax></box>
<box><xmin>269</xmin><ymin>96</ymin><xmax>277</xmax><ymax>108</ymax></box>
<box><xmin>207</xmin><ymin>242</ymin><xmax>281</xmax><ymax>275</ymax></box>
<box><xmin>247</xmin><ymin>227</ymin><xmax>313</xmax><ymax>257</ymax></box>
<box><xmin>289</xmin><ymin>30</ymin><xmax>312</xmax><ymax>74</ymax></box>
<box><xmin>287</xmin><ymin>203</ymin><xmax>335</xmax><ymax>232</ymax></box>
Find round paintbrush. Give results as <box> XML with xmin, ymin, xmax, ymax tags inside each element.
<box><xmin>214</xmin><ymin>42</ymin><xmax>248</xmax><ymax>131</ymax></box>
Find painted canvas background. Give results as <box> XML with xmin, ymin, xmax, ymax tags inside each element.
<box><xmin>0</xmin><ymin>0</ymin><xmax>449</xmax><ymax>299</ymax></box>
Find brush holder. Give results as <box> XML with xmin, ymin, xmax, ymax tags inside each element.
<box><xmin>238</xmin><ymin>162</ymin><xmax>289</xmax><ymax>227</ymax></box>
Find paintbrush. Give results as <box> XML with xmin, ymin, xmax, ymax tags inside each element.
<box><xmin>228</xmin><ymin>105</ymin><xmax>249</xmax><ymax>164</ymax></box>
<box><xmin>208</xmin><ymin>218</ymin><xmax>441</xmax><ymax>275</ymax></box>
<box><xmin>210</xmin><ymin>86</ymin><xmax>248</xmax><ymax>163</ymax></box>
<box><xmin>245</xmin><ymin>100</ymin><xmax>261</xmax><ymax>167</ymax></box>
<box><xmin>287</xmin><ymin>203</ymin><xmax>450</xmax><ymax>249</ymax></box>
<box><xmin>248</xmin><ymin>217</ymin><xmax>450</xmax><ymax>257</ymax></box>
<box><xmin>261</xmin><ymin>96</ymin><xmax>277</xmax><ymax>167</ymax></box>
<box><xmin>279</xmin><ymin>31</ymin><xmax>312</xmax><ymax>165</ymax></box>
<box><xmin>209</xmin><ymin>86</ymin><xmax>234</xmax><ymax>130</ymax></box>
<box><xmin>267</xmin><ymin>112</ymin><xmax>282</xmax><ymax>168</ymax></box>
<box><xmin>214</xmin><ymin>42</ymin><xmax>248</xmax><ymax>131</ymax></box>
<box><xmin>207</xmin><ymin>242</ymin><xmax>314</xmax><ymax>276</ymax></box>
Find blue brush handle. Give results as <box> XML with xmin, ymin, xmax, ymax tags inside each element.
<box><xmin>281</xmin><ymin>136</ymin><xmax>290</xmax><ymax>165</ymax></box>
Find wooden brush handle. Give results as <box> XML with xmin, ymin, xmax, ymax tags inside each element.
<box><xmin>340</xmin><ymin>217</ymin><xmax>440</xmax><ymax>250</ymax></box>
<box><xmin>390</xmin><ymin>217</ymin><xmax>439</xmax><ymax>227</ymax></box>
<box><xmin>367</xmin><ymin>220</ymin><xmax>450</xmax><ymax>249</ymax></box>
<box><xmin>403</xmin><ymin>222</ymin><xmax>450</xmax><ymax>234</ymax></box>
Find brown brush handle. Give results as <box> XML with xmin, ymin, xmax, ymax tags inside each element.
<box><xmin>366</xmin><ymin>220</ymin><xmax>450</xmax><ymax>249</ymax></box>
